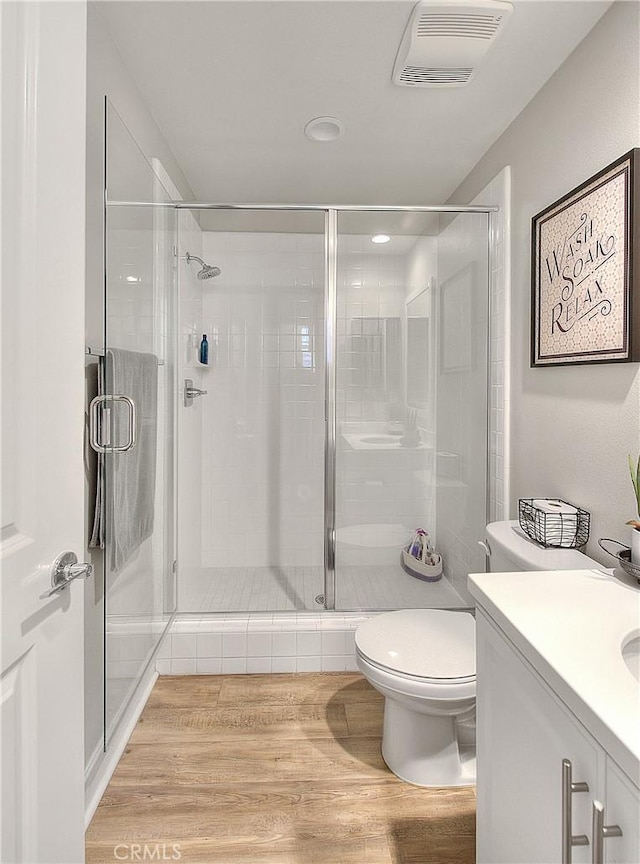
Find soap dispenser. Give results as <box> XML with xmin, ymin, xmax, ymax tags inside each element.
<box><xmin>199</xmin><ymin>334</ymin><xmax>209</xmax><ymax>365</ymax></box>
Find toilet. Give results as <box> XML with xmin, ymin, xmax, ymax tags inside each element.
<box><xmin>355</xmin><ymin>519</ymin><xmax>606</xmax><ymax>787</ymax></box>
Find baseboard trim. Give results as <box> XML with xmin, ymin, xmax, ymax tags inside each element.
<box><xmin>84</xmin><ymin>666</ymin><xmax>158</xmax><ymax>829</ymax></box>
<box><xmin>84</xmin><ymin>739</ymin><xmax>103</xmax><ymax>790</ymax></box>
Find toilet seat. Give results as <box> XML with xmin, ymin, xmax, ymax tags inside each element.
<box><xmin>356</xmin><ymin>650</ymin><xmax>476</xmax><ymax>703</ymax></box>
<box><xmin>355</xmin><ymin>609</ymin><xmax>476</xmax><ymax>682</ymax></box>
<box><xmin>357</xmin><ymin>651</ymin><xmax>475</xmax><ymax>686</ymax></box>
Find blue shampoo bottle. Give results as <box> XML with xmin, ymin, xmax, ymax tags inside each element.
<box><xmin>199</xmin><ymin>334</ymin><xmax>209</xmax><ymax>365</ymax></box>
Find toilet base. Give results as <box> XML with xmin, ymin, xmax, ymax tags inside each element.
<box><xmin>381</xmin><ymin>698</ymin><xmax>476</xmax><ymax>787</ymax></box>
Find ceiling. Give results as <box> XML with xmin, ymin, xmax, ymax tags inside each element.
<box><xmin>98</xmin><ymin>0</ymin><xmax>610</xmax><ymax>210</ymax></box>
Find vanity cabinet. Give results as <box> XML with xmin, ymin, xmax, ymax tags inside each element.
<box><xmin>477</xmin><ymin>610</ymin><xmax>639</xmax><ymax>864</ymax></box>
<box><xmin>604</xmin><ymin>760</ymin><xmax>640</xmax><ymax>864</ymax></box>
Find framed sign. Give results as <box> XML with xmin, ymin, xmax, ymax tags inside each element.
<box><xmin>532</xmin><ymin>148</ymin><xmax>640</xmax><ymax>366</ymax></box>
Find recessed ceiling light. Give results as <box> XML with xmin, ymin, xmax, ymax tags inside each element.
<box><xmin>371</xmin><ymin>234</ymin><xmax>391</xmax><ymax>244</ymax></box>
<box><xmin>126</xmin><ymin>276</ymin><xmax>140</xmax><ymax>283</ymax></box>
<box><xmin>304</xmin><ymin>116</ymin><xmax>344</xmax><ymax>142</ymax></box>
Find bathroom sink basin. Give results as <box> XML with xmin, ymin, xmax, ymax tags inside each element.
<box><xmin>622</xmin><ymin>633</ymin><xmax>640</xmax><ymax>683</ymax></box>
<box><xmin>342</xmin><ymin>430</ymin><xmax>427</xmax><ymax>450</ymax></box>
<box><xmin>359</xmin><ymin>435</ymin><xmax>401</xmax><ymax>445</ymax></box>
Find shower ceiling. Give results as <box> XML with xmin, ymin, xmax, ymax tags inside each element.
<box><xmin>98</xmin><ymin>0</ymin><xmax>610</xmax><ymax>207</ymax></box>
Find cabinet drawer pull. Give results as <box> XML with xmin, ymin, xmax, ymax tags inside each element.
<box><xmin>591</xmin><ymin>800</ymin><xmax>622</xmax><ymax>864</ymax></box>
<box><xmin>562</xmin><ymin>759</ymin><xmax>590</xmax><ymax>863</ymax></box>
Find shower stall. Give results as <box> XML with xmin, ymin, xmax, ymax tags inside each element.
<box><xmin>176</xmin><ymin>206</ymin><xmax>490</xmax><ymax>615</ymax></box>
<box><xmin>92</xmin><ymin>101</ymin><xmax>497</xmax><ymax>754</ymax></box>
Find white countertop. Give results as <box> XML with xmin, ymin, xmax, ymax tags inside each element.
<box><xmin>468</xmin><ymin>567</ymin><xmax>640</xmax><ymax>785</ymax></box>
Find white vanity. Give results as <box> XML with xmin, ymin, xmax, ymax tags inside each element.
<box><xmin>469</xmin><ymin>567</ymin><xmax>640</xmax><ymax>864</ymax></box>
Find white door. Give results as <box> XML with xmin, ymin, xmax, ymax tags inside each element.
<box><xmin>1</xmin><ymin>3</ymin><xmax>87</xmax><ymax>862</ymax></box>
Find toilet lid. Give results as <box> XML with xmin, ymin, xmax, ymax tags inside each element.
<box><xmin>356</xmin><ymin>610</ymin><xmax>475</xmax><ymax>680</ymax></box>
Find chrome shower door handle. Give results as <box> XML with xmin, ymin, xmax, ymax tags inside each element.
<box><xmin>562</xmin><ymin>759</ymin><xmax>590</xmax><ymax>863</ymax></box>
<box><xmin>89</xmin><ymin>394</ymin><xmax>136</xmax><ymax>453</ymax></box>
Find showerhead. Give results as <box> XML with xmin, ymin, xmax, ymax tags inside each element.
<box><xmin>197</xmin><ymin>263</ymin><xmax>221</xmax><ymax>280</ymax></box>
<box><xmin>185</xmin><ymin>252</ymin><xmax>221</xmax><ymax>280</ymax></box>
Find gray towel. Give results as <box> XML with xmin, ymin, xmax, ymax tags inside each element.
<box><xmin>90</xmin><ymin>348</ymin><xmax>158</xmax><ymax>572</ymax></box>
<box><xmin>89</xmin><ymin>362</ymin><xmax>106</xmax><ymax>551</ymax></box>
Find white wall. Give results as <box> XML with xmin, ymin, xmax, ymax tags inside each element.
<box><xmin>450</xmin><ymin>2</ymin><xmax>640</xmax><ymax>564</ymax></box>
<box><xmin>85</xmin><ymin>5</ymin><xmax>193</xmax><ymax>346</ymax></box>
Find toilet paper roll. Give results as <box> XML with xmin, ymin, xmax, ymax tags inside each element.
<box><xmin>531</xmin><ymin>498</ymin><xmax>577</xmax><ymax>515</ymax></box>
<box><xmin>531</xmin><ymin>499</ymin><xmax>578</xmax><ymax>546</ymax></box>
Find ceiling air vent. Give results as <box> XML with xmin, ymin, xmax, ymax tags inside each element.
<box><xmin>399</xmin><ymin>66</ymin><xmax>474</xmax><ymax>86</ymax></box>
<box><xmin>392</xmin><ymin>0</ymin><xmax>513</xmax><ymax>88</ymax></box>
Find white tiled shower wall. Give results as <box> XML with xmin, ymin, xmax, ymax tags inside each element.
<box><xmin>177</xmin><ymin>209</ymin><xmax>204</xmax><ymax>578</ymax></box>
<box><xmin>199</xmin><ymin>230</ymin><xmax>326</xmax><ymax>570</ymax></box>
<box><xmin>337</xmin><ymin>236</ymin><xmax>410</xmax><ymax>424</ymax></box>
<box><xmin>193</xmin><ymin>230</ymin><xmax>447</xmax><ymax>576</ymax></box>
<box><xmin>188</xmin><ymin>232</ymin><xmax>447</xmax><ymax>578</ymax></box>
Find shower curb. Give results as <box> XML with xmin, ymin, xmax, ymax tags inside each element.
<box><xmin>157</xmin><ymin>612</ymin><xmax>376</xmax><ymax>675</ymax></box>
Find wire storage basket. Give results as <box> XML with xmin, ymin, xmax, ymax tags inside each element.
<box><xmin>518</xmin><ymin>498</ymin><xmax>590</xmax><ymax>549</ymax></box>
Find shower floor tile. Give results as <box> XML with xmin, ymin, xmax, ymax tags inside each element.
<box><xmin>86</xmin><ymin>672</ymin><xmax>476</xmax><ymax>864</ymax></box>
<box><xmin>180</xmin><ymin>564</ymin><xmax>465</xmax><ymax>612</ymax></box>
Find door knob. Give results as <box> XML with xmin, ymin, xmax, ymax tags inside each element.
<box><xmin>40</xmin><ymin>552</ymin><xmax>93</xmax><ymax>599</ymax></box>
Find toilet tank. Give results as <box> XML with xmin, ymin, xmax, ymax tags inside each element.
<box><xmin>485</xmin><ymin>520</ymin><xmax>607</xmax><ymax>572</ymax></box>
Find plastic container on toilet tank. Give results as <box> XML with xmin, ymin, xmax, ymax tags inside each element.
<box><xmin>485</xmin><ymin>520</ymin><xmax>607</xmax><ymax>573</ymax></box>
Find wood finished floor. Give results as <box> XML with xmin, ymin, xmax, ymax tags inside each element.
<box><xmin>86</xmin><ymin>673</ymin><xmax>476</xmax><ymax>864</ymax></box>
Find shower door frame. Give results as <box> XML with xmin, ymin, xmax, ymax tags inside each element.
<box><xmin>110</xmin><ymin>199</ymin><xmax>499</xmax><ymax>611</ymax></box>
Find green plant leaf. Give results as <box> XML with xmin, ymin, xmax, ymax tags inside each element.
<box><xmin>629</xmin><ymin>454</ymin><xmax>640</xmax><ymax>519</ymax></box>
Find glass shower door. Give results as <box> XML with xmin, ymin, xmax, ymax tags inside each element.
<box><xmin>176</xmin><ymin>209</ymin><xmax>326</xmax><ymax>613</ymax></box>
<box><xmin>101</xmin><ymin>101</ymin><xmax>177</xmax><ymax>744</ymax></box>
<box><xmin>334</xmin><ymin>211</ymin><xmax>489</xmax><ymax>610</ymax></box>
